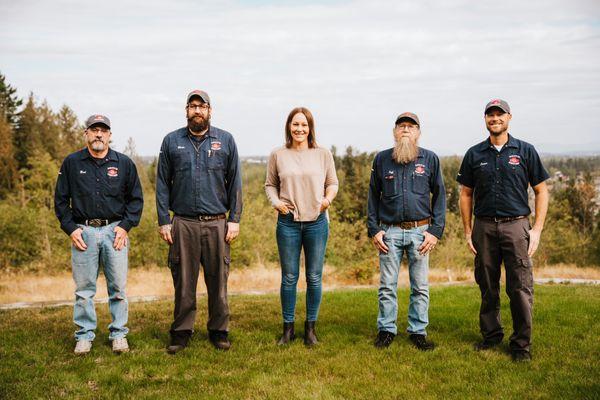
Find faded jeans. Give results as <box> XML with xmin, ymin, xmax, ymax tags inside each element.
<box><xmin>377</xmin><ymin>224</ymin><xmax>430</xmax><ymax>336</ymax></box>
<box><xmin>71</xmin><ymin>221</ymin><xmax>128</xmax><ymax>341</ymax></box>
<box><xmin>276</xmin><ymin>212</ymin><xmax>329</xmax><ymax>323</ymax></box>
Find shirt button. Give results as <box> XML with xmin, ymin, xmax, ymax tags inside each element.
<box><xmin>496</xmin><ymin>167</ymin><xmax>499</xmax><ymax>170</ymax></box>
<box><xmin>96</xmin><ymin>192</ymin><xmax>99</xmax><ymax>195</ymax></box>
<box><xmin>96</xmin><ymin>179</ymin><xmax>99</xmax><ymax>182</ymax></box>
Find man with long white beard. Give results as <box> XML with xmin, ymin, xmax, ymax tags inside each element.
<box><xmin>367</xmin><ymin>112</ymin><xmax>446</xmax><ymax>351</ymax></box>
<box><xmin>156</xmin><ymin>90</ymin><xmax>242</xmax><ymax>353</ymax></box>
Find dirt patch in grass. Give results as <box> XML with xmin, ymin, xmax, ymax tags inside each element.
<box><xmin>0</xmin><ymin>263</ymin><xmax>598</xmax><ymax>304</ymax></box>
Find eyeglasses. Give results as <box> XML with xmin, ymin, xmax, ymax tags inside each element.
<box><xmin>188</xmin><ymin>103</ymin><xmax>210</xmax><ymax>111</ymax></box>
<box><xmin>87</xmin><ymin>127</ymin><xmax>110</xmax><ymax>133</ymax></box>
<box><xmin>396</xmin><ymin>124</ymin><xmax>418</xmax><ymax>131</ymax></box>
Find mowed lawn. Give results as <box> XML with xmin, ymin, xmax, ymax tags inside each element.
<box><xmin>1</xmin><ymin>285</ymin><xmax>599</xmax><ymax>400</ymax></box>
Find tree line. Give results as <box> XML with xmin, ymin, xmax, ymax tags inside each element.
<box><xmin>1</xmin><ymin>72</ymin><xmax>599</xmax><ymax>278</ymax></box>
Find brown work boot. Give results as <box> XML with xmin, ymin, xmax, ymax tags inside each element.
<box><xmin>277</xmin><ymin>322</ymin><xmax>296</xmax><ymax>345</ymax></box>
<box><xmin>304</xmin><ymin>321</ymin><xmax>318</xmax><ymax>346</ymax></box>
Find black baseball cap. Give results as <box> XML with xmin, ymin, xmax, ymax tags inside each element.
<box><xmin>485</xmin><ymin>99</ymin><xmax>510</xmax><ymax>114</ymax></box>
<box><xmin>85</xmin><ymin>114</ymin><xmax>111</xmax><ymax>129</ymax></box>
<box><xmin>187</xmin><ymin>89</ymin><xmax>210</xmax><ymax>105</ymax></box>
<box><xmin>395</xmin><ymin>112</ymin><xmax>420</xmax><ymax>126</ymax></box>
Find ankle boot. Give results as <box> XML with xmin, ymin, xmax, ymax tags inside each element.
<box><xmin>277</xmin><ymin>322</ymin><xmax>295</xmax><ymax>345</ymax></box>
<box><xmin>304</xmin><ymin>321</ymin><xmax>318</xmax><ymax>346</ymax></box>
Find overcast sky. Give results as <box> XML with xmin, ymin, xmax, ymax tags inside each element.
<box><xmin>1</xmin><ymin>0</ymin><xmax>599</xmax><ymax>157</ymax></box>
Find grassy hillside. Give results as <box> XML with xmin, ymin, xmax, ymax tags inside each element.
<box><xmin>1</xmin><ymin>285</ymin><xmax>599</xmax><ymax>399</ymax></box>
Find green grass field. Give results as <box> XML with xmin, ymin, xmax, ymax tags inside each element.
<box><xmin>1</xmin><ymin>285</ymin><xmax>599</xmax><ymax>399</ymax></box>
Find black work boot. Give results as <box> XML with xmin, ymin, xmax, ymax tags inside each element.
<box><xmin>304</xmin><ymin>321</ymin><xmax>318</xmax><ymax>346</ymax></box>
<box><xmin>209</xmin><ymin>330</ymin><xmax>231</xmax><ymax>351</ymax></box>
<box><xmin>374</xmin><ymin>331</ymin><xmax>395</xmax><ymax>348</ymax></box>
<box><xmin>167</xmin><ymin>330</ymin><xmax>192</xmax><ymax>354</ymax></box>
<box><xmin>473</xmin><ymin>338</ymin><xmax>503</xmax><ymax>351</ymax></box>
<box><xmin>409</xmin><ymin>334</ymin><xmax>435</xmax><ymax>351</ymax></box>
<box><xmin>277</xmin><ymin>322</ymin><xmax>296</xmax><ymax>345</ymax></box>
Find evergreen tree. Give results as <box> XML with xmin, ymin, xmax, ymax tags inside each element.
<box><xmin>0</xmin><ymin>72</ymin><xmax>22</xmax><ymax>127</ymax></box>
<box><xmin>0</xmin><ymin>111</ymin><xmax>17</xmax><ymax>197</ymax></box>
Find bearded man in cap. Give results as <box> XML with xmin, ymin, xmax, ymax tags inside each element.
<box><xmin>55</xmin><ymin>114</ymin><xmax>144</xmax><ymax>355</ymax></box>
<box><xmin>367</xmin><ymin>112</ymin><xmax>446</xmax><ymax>351</ymax></box>
<box><xmin>156</xmin><ymin>90</ymin><xmax>242</xmax><ymax>353</ymax></box>
<box><xmin>457</xmin><ymin>99</ymin><xmax>549</xmax><ymax>362</ymax></box>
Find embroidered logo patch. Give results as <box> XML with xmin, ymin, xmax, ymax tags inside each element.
<box><xmin>107</xmin><ymin>167</ymin><xmax>119</xmax><ymax>177</ymax></box>
<box><xmin>211</xmin><ymin>141</ymin><xmax>222</xmax><ymax>151</ymax></box>
<box><xmin>508</xmin><ymin>155</ymin><xmax>521</xmax><ymax>166</ymax></box>
<box><xmin>414</xmin><ymin>164</ymin><xmax>426</xmax><ymax>175</ymax></box>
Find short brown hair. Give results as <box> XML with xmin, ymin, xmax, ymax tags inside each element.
<box><xmin>285</xmin><ymin>107</ymin><xmax>317</xmax><ymax>149</ymax></box>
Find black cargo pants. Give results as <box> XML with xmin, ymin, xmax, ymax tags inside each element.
<box><xmin>168</xmin><ymin>215</ymin><xmax>231</xmax><ymax>334</ymax></box>
<box><xmin>472</xmin><ymin>217</ymin><xmax>534</xmax><ymax>353</ymax></box>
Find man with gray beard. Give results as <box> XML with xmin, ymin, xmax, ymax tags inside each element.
<box><xmin>55</xmin><ymin>114</ymin><xmax>143</xmax><ymax>354</ymax></box>
<box><xmin>367</xmin><ymin>112</ymin><xmax>446</xmax><ymax>351</ymax></box>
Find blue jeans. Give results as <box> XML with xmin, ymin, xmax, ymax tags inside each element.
<box><xmin>377</xmin><ymin>224</ymin><xmax>430</xmax><ymax>336</ymax></box>
<box><xmin>71</xmin><ymin>221</ymin><xmax>129</xmax><ymax>341</ymax></box>
<box><xmin>276</xmin><ymin>212</ymin><xmax>329</xmax><ymax>323</ymax></box>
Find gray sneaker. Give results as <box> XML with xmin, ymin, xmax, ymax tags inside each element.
<box><xmin>112</xmin><ymin>337</ymin><xmax>129</xmax><ymax>353</ymax></box>
<box><xmin>74</xmin><ymin>340</ymin><xmax>92</xmax><ymax>355</ymax></box>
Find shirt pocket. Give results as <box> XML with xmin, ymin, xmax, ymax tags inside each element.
<box><xmin>382</xmin><ymin>173</ymin><xmax>398</xmax><ymax>197</ymax></box>
<box><xmin>473</xmin><ymin>163</ymin><xmax>493</xmax><ymax>190</ymax></box>
<box><xmin>411</xmin><ymin>172</ymin><xmax>429</xmax><ymax>195</ymax></box>
<box><xmin>206</xmin><ymin>151</ymin><xmax>226</xmax><ymax>170</ymax></box>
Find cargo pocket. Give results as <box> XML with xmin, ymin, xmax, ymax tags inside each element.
<box><xmin>474</xmin><ymin>255</ymin><xmax>481</xmax><ymax>285</ymax></box>
<box><xmin>168</xmin><ymin>244</ymin><xmax>180</xmax><ymax>270</ymax></box>
<box><xmin>518</xmin><ymin>258</ymin><xmax>533</xmax><ymax>290</ymax></box>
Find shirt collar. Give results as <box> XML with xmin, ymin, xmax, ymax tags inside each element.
<box><xmin>484</xmin><ymin>133</ymin><xmax>518</xmax><ymax>151</ymax></box>
<box><xmin>79</xmin><ymin>147</ymin><xmax>118</xmax><ymax>161</ymax></box>
<box><xmin>181</xmin><ymin>125</ymin><xmax>217</xmax><ymax>139</ymax></box>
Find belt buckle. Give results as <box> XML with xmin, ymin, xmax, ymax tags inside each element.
<box><xmin>400</xmin><ymin>221</ymin><xmax>415</xmax><ymax>230</ymax></box>
<box><xmin>88</xmin><ymin>219</ymin><xmax>102</xmax><ymax>227</ymax></box>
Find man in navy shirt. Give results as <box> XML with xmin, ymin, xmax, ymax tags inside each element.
<box><xmin>156</xmin><ymin>90</ymin><xmax>242</xmax><ymax>353</ymax></box>
<box><xmin>55</xmin><ymin>114</ymin><xmax>143</xmax><ymax>355</ymax></box>
<box><xmin>457</xmin><ymin>99</ymin><xmax>549</xmax><ymax>362</ymax></box>
<box><xmin>368</xmin><ymin>112</ymin><xmax>446</xmax><ymax>351</ymax></box>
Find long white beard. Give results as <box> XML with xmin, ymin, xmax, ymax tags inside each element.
<box><xmin>392</xmin><ymin>137</ymin><xmax>419</xmax><ymax>164</ymax></box>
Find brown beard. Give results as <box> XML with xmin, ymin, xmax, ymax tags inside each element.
<box><xmin>392</xmin><ymin>136</ymin><xmax>419</xmax><ymax>164</ymax></box>
<box><xmin>187</xmin><ymin>115</ymin><xmax>210</xmax><ymax>133</ymax></box>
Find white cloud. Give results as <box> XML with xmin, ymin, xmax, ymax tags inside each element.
<box><xmin>1</xmin><ymin>0</ymin><xmax>599</xmax><ymax>156</ymax></box>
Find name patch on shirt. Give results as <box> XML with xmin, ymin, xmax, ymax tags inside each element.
<box><xmin>107</xmin><ymin>167</ymin><xmax>119</xmax><ymax>177</ymax></box>
<box><xmin>414</xmin><ymin>164</ymin><xmax>426</xmax><ymax>175</ymax></box>
<box><xmin>211</xmin><ymin>141</ymin><xmax>222</xmax><ymax>151</ymax></box>
<box><xmin>508</xmin><ymin>155</ymin><xmax>521</xmax><ymax>166</ymax></box>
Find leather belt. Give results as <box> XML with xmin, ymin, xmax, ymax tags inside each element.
<box><xmin>388</xmin><ymin>218</ymin><xmax>430</xmax><ymax>229</ymax></box>
<box><xmin>75</xmin><ymin>218</ymin><xmax>118</xmax><ymax>227</ymax></box>
<box><xmin>179</xmin><ymin>214</ymin><xmax>226</xmax><ymax>222</ymax></box>
<box><xmin>477</xmin><ymin>215</ymin><xmax>527</xmax><ymax>223</ymax></box>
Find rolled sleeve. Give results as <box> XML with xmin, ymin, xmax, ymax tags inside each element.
<box><xmin>226</xmin><ymin>137</ymin><xmax>243</xmax><ymax>223</ymax></box>
<box><xmin>155</xmin><ymin>137</ymin><xmax>172</xmax><ymax>226</ymax></box>
<box><xmin>119</xmin><ymin>159</ymin><xmax>144</xmax><ymax>232</ymax></box>
<box><xmin>427</xmin><ymin>154</ymin><xmax>446</xmax><ymax>239</ymax></box>
<box><xmin>367</xmin><ymin>156</ymin><xmax>382</xmax><ymax>237</ymax></box>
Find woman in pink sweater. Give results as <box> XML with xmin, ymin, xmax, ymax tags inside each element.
<box><xmin>265</xmin><ymin>107</ymin><xmax>339</xmax><ymax>346</ymax></box>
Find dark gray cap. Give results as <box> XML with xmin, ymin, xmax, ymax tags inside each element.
<box><xmin>395</xmin><ymin>112</ymin><xmax>420</xmax><ymax>126</ymax></box>
<box><xmin>187</xmin><ymin>89</ymin><xmax>210</xmax><ymax>105</ymax></box>
<box><xmin>85</xmin><ymin>114</ymin><xmax>111</xmax><ymax>129</ymax></box>
<box><xmin>485</xmin><ymin>99</ymin><xmax>510</xmax><ymax>114</ymax></box>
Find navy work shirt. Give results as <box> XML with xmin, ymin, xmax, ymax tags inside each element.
<box><xmin>456</xmin><ymin>134</ymin><xmax>549</xmax><ymax>217</ymax></box>
<box><xmin>367</xmin><ymin>147</ymin><xmax>446</xmax><ymax>239</ymax></box>
<box><xmin>155</xmin><ymin>125</ymin><xmax>243</xmax><ymax>226</ymax></box>
<box><xmin>54</xmin><ymin>147</ymin><xmax>144</xmax><ymax>235</ymax></box>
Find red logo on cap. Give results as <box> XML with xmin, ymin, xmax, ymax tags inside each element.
<box><xmin>94</xmin><ymin>115</ymin><xmax>103</xmax><ymax>120</ymax></box>
<box><xmin>491</xmin><ymin>99</ymin><xmax>500</xmax><ymax>105</ymax></box>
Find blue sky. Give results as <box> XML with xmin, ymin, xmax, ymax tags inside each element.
<box><xmin>1</xmin><ymin>0</ymin><xmax>599</xmax><ymax>156</ymax></box>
